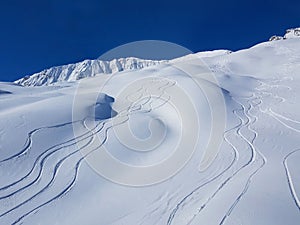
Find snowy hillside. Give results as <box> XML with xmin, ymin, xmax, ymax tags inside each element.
<box><xmin>0</xmin><ymin>28</ymin><xmax>300</xmax><ymax>225</ymax></box>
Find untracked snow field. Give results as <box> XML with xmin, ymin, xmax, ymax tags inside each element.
<box><xmin>0</xmin><ymin>36</ymin><xmax>300</xmax><ymax>225</ymax></box>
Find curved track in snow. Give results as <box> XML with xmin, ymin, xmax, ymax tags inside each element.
<box><xmin>283</xmin><ymin>149</ymin><xmax>300</xmax><ymax>211</ymax></box>
<box><xmin>0</xmin><ymin>78</ymin><xmax>178</xmax><ymax>224</ymax></box>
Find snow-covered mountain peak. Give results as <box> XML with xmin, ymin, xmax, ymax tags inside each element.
<box><xmin>269</xmin><ymin>27</ymin><xmax>300</xmax><ymax>41</ymax></box>
<box><xmin>284</xmin><ymin>27</ymin><xmax>300</xmax><ymax>39</ymax></box>
<box><xmin>14</xmin><ymin>57</ymin><xmax>166</xmax><ymax>87</ymax></box>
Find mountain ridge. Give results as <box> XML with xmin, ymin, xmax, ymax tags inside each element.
<box><xmin>14</xmin><ymin>57</ymin><xmax>165</xmax><ymax>87</ymax></box>
<box><xmin>14</xmin><ymin>28</ymin><xmax>299</xmax><ymax>87</ymax></box>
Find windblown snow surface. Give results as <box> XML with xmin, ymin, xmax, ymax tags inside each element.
<box><xmin>1</xmin><ymin>30</ymin><xmax>300</xmax><ymax>225</ymax></box>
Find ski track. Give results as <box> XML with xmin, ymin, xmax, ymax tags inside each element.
<box><xmin>167</xmin><ymin>76</ymin><xmax>291</xmax><ymax>225</ymax></box>
<box><xmin>283</xmin><ymin>150</ymin><xmax>300</xmax><ymax>211</ymax></box>
<box><xmin>219</xmin><ymin>96</ymin><xmax>266</xmax><ymax>225</ymax></box>
<box><xmin>167</xmin><ymin>93</ymin><xmax>259</xmax><ymax>225</ymax></box>
<box><xmin>166</xmin><ymin>62</ymin><xmax>252</xmax><ymax>224</ymax></box>
<box><xmin>218</xmin><ymin>78</ymin><xmax>292</xmax><ymax>225</ymax></box>
<box><xmin>1</xmin><ymin>79</ymin><xmax>176</xmax><ymax>224</ymax></box>
<box><xmin>267</xmin><ymin>109</ymin><xmax>300</xmax><ymax>133</ymax></box>
<box><xmin>0</xmin><ymin>120</ymin><xmax>103</xmax><ymax>192</ymax></box>
<box><xmin>190</xmin><ymin>97</ymin><xmax>263</xmax><ymax>225</ymax></box>
<box><xmin>0</xmin><ymin>121</ymin><xmax>103</xmax><ymax>198</ymax></box>
<box><xmin>0</xmin><ymin>121</ymin><xmax>78</xmax><ymax>163</ymax></box>
<box><xmin>166</xmin><ymin>106</ymin><xmax>242</xmax><ymax>225</ymax></box>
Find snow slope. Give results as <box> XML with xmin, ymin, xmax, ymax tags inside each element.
<box><xmin>0</xmin><ymin>30</ymin><xmax>300</xmax><ymax>225</ymax></box>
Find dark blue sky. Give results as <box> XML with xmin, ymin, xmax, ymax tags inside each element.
<box><xmin>0</xmin><ymin>0</ymin><xmax>299</xmax><ymax>82</ymax></box>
